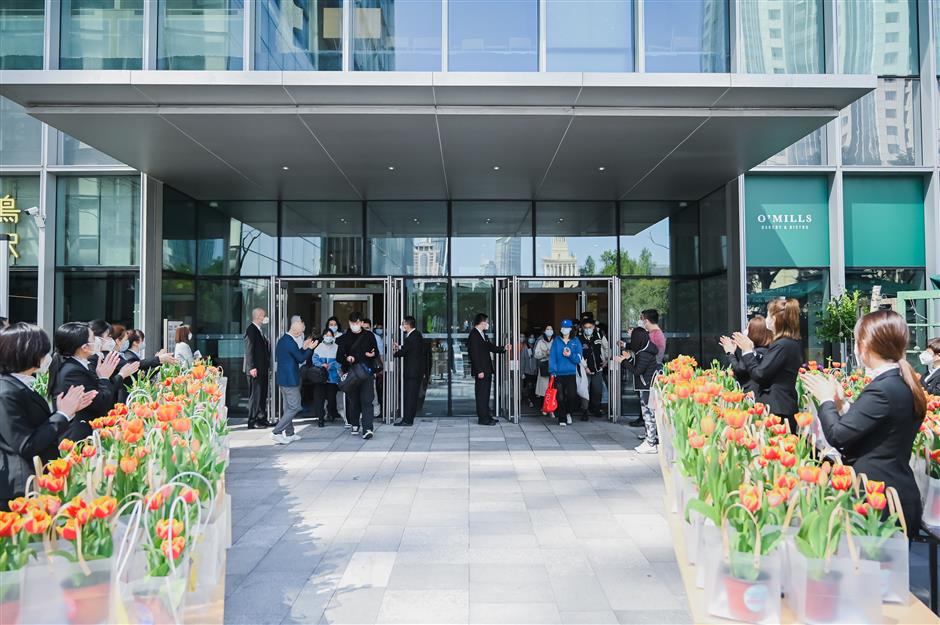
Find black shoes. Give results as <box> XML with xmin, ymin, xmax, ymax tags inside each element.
<box><xmin>393</xmin><ymin>421</ymin><xmax>414</xmax><ymax>427</ymax></box>
<box><xmin>478</xmin><ymin>419</ymin><xmax>498</xmax><ymax>426</ymax></box>
<box><xmin>247</xmin><ymin>420</ymin><xmax>270</xmax><ymax>429</ymax></box>
<box><xmin>318</xmin><ymin>419</ymin><xmax>325</xmax><ymax>428</ymax></box>
<box><xmin>628</xmin><ymin>417</ymin><xmax>644</xmax><ymax>427</ymax></box>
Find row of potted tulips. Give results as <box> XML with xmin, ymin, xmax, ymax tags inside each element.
<box><xmin>0</xmin><ymin>361</ymin><xmax>231</xmax><ymax>625</ymax></box>
<box><xmin>654</xmin><ymin>356</ymin><xmax>907</xmax><ymax>624</ymax></box>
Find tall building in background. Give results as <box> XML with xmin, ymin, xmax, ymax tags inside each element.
<box><xmin>495</xmin><ymin>237</ymin><xmax>521</xmax><ymax>275</ymax></box>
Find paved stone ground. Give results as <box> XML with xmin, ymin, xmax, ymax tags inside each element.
<box><xmin>222</xmin><ymin>417</ymin><xmax>692</xmax><ymax>625</ymax></box>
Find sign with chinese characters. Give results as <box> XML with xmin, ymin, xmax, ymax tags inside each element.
<box><xmin>0</xmin><ymin>195</ymin><xmax>20</xmax><ymax>259</ymax></box>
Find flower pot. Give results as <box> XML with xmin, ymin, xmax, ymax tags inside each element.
<box><xmin>838</xmin><ymin>533</ymin><xmax>908</xmax><ymax>603</ymax></box>
<box><xmin>785</xmin><ymin>540</ymin><xmax>881</xmax><ymax>624</ymax></box>
<box><xmin>804</xmin><ymin>571</ymin><xmax>841</xmax><ymax>623</ymax></box>
<box><xmin>923</xmin><ymin>476</ymin><xmax>940</xmax><ymax>527</ymax></box>
<box><xmin>0</xmin><ymin>569</ymin><xmax>24</xmax><ymax>625</ymax></box>
<box><xmin>723</xmin><ymin>570</ymin><xmax>771</xmax><ymax>622</ymax></box>
<box><xmin>62</xmin><ymin>581</ymin><xmax>110</xmax><ymax>625</ymax></box>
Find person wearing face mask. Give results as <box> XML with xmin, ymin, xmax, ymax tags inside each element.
<box><xmin>0</xmin><ymin>323</ymin><xmax>98</xmax><ymax>509</ymax></box>
<box><xmin>578</xmin><ymin>318</ymin><xmax>611</xmax><ymax>420</ymax></box>
<box><xmin>49</xmin><ymin>322</ymin><xmax>131</xmax><ymax>428</ymax></box>
<box><xmin>272</xmin><ymin>316</ymin><xmax>318</xmax><ymax>444</ymax></box>
<box><xmin>392</xmin><ymin>316</ymin><xmax>424</xmax><ymax>426</ymax></box>
<box><xmin>87</xmin><ymin>319</ymin><xmax>141</xmax><ymax>403</ymax></box>
<box><xmin>325</xmin><ymin>316</ymin><xmax>343</xmax><ymax>338</ymax></box>
<box><xmin>719</xmin><ymin>315</ymin><xmax>772</xmax><ymax>396</ymax></box>
<box><xmin>173</xmin><ymin>325</ymin><xmax>197</xmax><ymax>368</ymax></box>
<box><xmin>361</xmin><ymin>318</ymin><xmax>384</xmax><ymax>420</ymax></box>
<box><xmin>244</xmin><ymin>308</ymin><xmax>271</xmax><ymax>429</ymax></box>
<box><xmin>732</xmin><ymin>298</ymin><xmax>803</xmax><ymax>433</ymax></box>
<box><xmin>534</xmin><ymin>326</ymin><xmax>554</xmax><ymax>412</ymax></box>
<box><xmin>548</xmin><ymin>319</ymin><xmax>583</xmax><ymax>426</ymax></box>
<box><xmin>801</xmin><ymin>310</ymin><xmax>926</xmax><ymax>533</ymax></box>
<box><xmin>618</xmin><ymin>326</ymin><xmax>661</xmax><ymax>452</ymax></box>
<box><xmin>310</xmin><ymin>329</ymin><xmax>341</xmax><ymax>427</ymax></box>
<box><xmin>468</xmin><ymin>313</ymin><xmax>511</xmax><ymax>425</ymax></box>
<box><xmin>123</xmin><ymin>329</ymin><xmax>178</xmax><ymax>373</ymax></box>
<box><xmin>919</xmin><ymin>338</ymin><xmax>940</xmax><ymax>396</ymax></box>
<box><xmin>336</xmin><ymin>312</ymin><xmax>380</xmax><ymax>439</ymax></box>
<box><xmin>520</xmin><ymin>333</ymin><xmax>538</xmax><ymax>409</ymax></box>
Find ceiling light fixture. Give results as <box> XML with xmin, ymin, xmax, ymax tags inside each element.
<box><xmin>598</xmin><ymin>166</ymin><xmax>606</xmax><ymax>172</ymax></box>
<box><xmin>492</xmin><ymin>165</ymin><xmax>501</xmax><ymax>171</ymax></box>
<box><xmin>387</xmin><ymin>166</ymin><xmax>395</xmax><ymax>171</ymax></box>
<box><xmin>557</xmin><ymin>218</ymin><xmax>565</xmax><ymax>223</ymax></box>
<box><xmin>485</xmin><ymin>218</ymin><xmax>492</xmax><ymax>223</ymax></box>
<box><xmin>679</xmin><ymin>202</ymin><xmax>688</xmax><ymax>208</ymax></box>
<box><xmin>281</xmin><ymin>166</ymin><xmax>289</xmax><ymax>171</ymax></box>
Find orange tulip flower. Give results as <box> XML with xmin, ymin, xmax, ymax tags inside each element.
<box><xmin>794</xmin><ymin>412</ymin><xmax>813</xmax><ymax>428</ymax></box>
<box><xmin>156</xmin><ymin>518</ymin><xmax>184</xmax><ymax>540</ymax></box>
<box><xmin>867</xmin><ymin>492</ymin><xmax>887</xmax><ymax>511</ymax></box>
<box><xmin>0</xmin><ymin>511</ymin><xmax>19</xmax><ymax>537</ymax></box>
<box><xmin>739</xmin><ymin>485</ymin><xmax>761</xmax><ymax>513</ymax></box>
<box><xmin>161</xmin><ymin>535</ymin><xmax>186</xmax><ymax>561</ymax></box>
<box><xmin>120</xmin><ymin>456</ymin><xmax>139</xmax><ymax>474</ymax></box>
<box><xmin>830</xmin><ymin>474</ymin><xmax>852</xmax><ymax>491</ymax></box>
<box><xmin>865</xmin><ymin>480</ymin><xmax>885</xmax><ymax>495</ymax></box>
<box><xmin>90</xmin><ymin>496</ymin><xmax>117</xmax><ymax>519</ymax></box>
<box><xmin>56</xmin><ymin>519</ymin><xmax>79</xmax><ymax>541</ymax></box>
<box><xmin>798</xmin><ymin>465</ymin><xmax>821</xmax><ymax>484</ymax></box>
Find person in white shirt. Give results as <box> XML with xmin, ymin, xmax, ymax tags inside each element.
<box><xmin>173</xmin><ymin>325</ymin><xmax>197</xmax><ymax>367</ymax></box>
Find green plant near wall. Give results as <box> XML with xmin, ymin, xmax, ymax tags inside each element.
<box><xmin>816</xmin><ymin>290</ymin><xmax>862</xmax><ymax>344</ymax></box>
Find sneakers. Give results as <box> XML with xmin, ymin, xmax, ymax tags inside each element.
<box><xmin>271</xmin><ymin>432</ymin><xmax>292</xmax><ymax>445</ymax></box>
<box><xmin>351</xmin><ymin>426</ymin><xmax>360</xmax><ymax>434</ymax></box>
<box><xmin>363</xmin><ymin>430</ymin><xmax>374</xmax><ymax>440</ymax></box>
<box><xmin>565</xmin><ymin>414</ymin><xmax>573</xmax><ymax>425</ymax></box>
<box><xmin>634</xmin><ymin>440</ymin><xmax>658</xmax><ymax>454</ymax></box>
<box><xmin>288</xmin><ymin>433</ymin><xmax>302</xmax><ymax>442</ymax></box>
<box><xmin>344</xmin><ymin>422</ymin><xmax>352</xmax><ymax>429</ymax></box>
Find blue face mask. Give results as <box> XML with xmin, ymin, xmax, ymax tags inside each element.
<box><xmin>527</xmin><ymin>338</ymin><xmax>535</xmax><ymax>345</ymax></box>
<box><xmin>375</xmin><ymin>328</ymin><xmax>383</xmax><ymax>336</ymax></box>
<box><xmin>583</xmin><ymin>328</ymin><xmax>594</xmax><ymax>337</ymax></box>
<box><xmin>544</xmin><ymin>330</ymin><xmax>554</xmax><ymax>338</ymax></box>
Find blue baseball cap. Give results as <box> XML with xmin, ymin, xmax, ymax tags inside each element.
<box><xmin>560</xmin><ymin>319</ymin><xmax>574</xmax><ymax>328</ymax></box>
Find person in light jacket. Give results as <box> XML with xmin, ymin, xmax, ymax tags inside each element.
<box><xmin>534</xmin><ymin>325</ymin><xmax>554</xmax><ymax>411</ymax></box>
<box><xmin>548</xmin><ymin>320</ymin><xmax>583</xmax><ymax>427</ymax></box>
<box><xmin>174</xmin><ymin>325</ymin><xmax>196</xmax><ymax>368</ymax></box>
<box><xmin>312</xmin><ymin>329</ymin><xmax>342</xmax><ymax>427</ymax></box>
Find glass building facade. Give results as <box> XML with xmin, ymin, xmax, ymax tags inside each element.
<box><xmin>0</xmin><ymin>0</ymin><xmax>938</xmax><ymax>414</ymax></box>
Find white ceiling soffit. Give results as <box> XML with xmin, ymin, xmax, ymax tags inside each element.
<box><xmin>0</xmin><ymin>72</ymin><xmax>875</xmax><ymax>201</ymax></box>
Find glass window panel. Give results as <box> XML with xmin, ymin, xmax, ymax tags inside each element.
<box><xmin>255</xmin><ymin>0</ymin><xmax>343</xmax><ymax>71</ymax></box>
<box><xmin>56</xmin><ymin>131</ymin><xmax>124</xmax><ymax>166</ymax></box>
<box><xmin>746</xmin><ymin>267</ymin><xmax>829</xmax><ymax>363</ymax></box>
<box><xmin>10</xmin><ymin>271</ymin><xmax>37</xmax><ymax>324</ymax></box>
<box><xmin>644</xmin><ymin>0</ymin><xmax>729</xmax><ymax>72</ymax></box>
<box><xmin>60</xmin><ymin>0</ymin><xmax>144</xmax><ymax>69</ymax></box>
<box><xmin>197</xmin><ymin>201</ymin><xmax>277</xmax><ymax>276</ymax></box>
<box><xmin>0</xmin><ymin>1</ymin><xmax>44</xmax><ymax>69</ymax></box>
<box><xmin>545</xmin><ymin>0</ymin><xmax>633</xmax><ymax>72</ymax></box>
<box><xmin>451</xmin><ymin>278</ymin><xmax>493</xmax><ymax>415</ymax></box>
<box><xmin>367</xmin><ymin>201</ymin><xmax>447</xmax><ymax>276</ymax></box>
<box><xmin>404</xmin><ymin>279</ymin><xmax>448</xmax><ymax>416</ymax></box>
<box><xmin>535</xmin><ymin>202</ymin><xmax>616</xmax><ymax>277</ymax></box>
<box><xmin>0</xmin><ymin>176</ymin><xmax>40</xmax><ymax>267</ymax></box>
<box><xmin>55</xmin><ymin>270</ymin><xmax>140</xmax><ymax>328</ymax></box>
<box><xmin>352</xmin><ymin>0</ymin><xmax>441</xmax><ymax>71</ymax></box>
<box><xmin>760</xmin><ymin>127</ymin><xmax>826</xmax><ymax>166</ymax></box>
<box><xmin>699</xmin><ymin>186</ymin><xmax>728</xmax><ymax>273</ymax></box>
<box><xmin>448</xmin><ymin>0</ymin><xmax>538</xmax><ymax>72</ymax></box>
<box><xmin>56</xmin><ymin>176</ymin><xmax>140</xmax><ymax>267</ymax></box>
<box><xmin>280</xmin><ymin>201</ymin><xmax>363</xmax><ymax>275</ymax></box>
<box><xmin>619</xmin><ymin>201</ymin><xmax>699</xmax><ymax>276</ymax></box>
<box><xmin>162</xmin><ymin>187</ymin><xmax>197</xmax><ymax>275</ymax></box>
<box><xmin>0</xmin><ymin>96</ymin><xmax>42</xmax><ymax>167</ymax></box>
<box><xmin>158</xmin><ymin>0</ymin><xmax>244</xmax><ymax>70</ymax></box>
<box><xmin>838</xmin><ymin>0</ymin><xmax>918</xmax><ymax>75</ymax></box>
<box><xmin>740</xmin><ymin>0</ymin><xmax>823</xmax><ymax>74</ymax></box>
<box><xmin>841</xmin><ymin>78</ymin><xmax>920</xmax><ymax>166</ymax></box>
<box><xmin>700</xmin><ymin>273</ymin><xmax>729</xmax><ymax>364</ymax></box>
<box><xmin>451</xmin><ymin>201</ymin><xmax>532</xmax><ymax>276</ymax></box>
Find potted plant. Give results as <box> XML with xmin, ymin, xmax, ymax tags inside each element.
<box><xmin>816</xmin><ymin>290</ymin><xmax>862</xmax><ymax>364</ymax></box>
<box><xmin>844</xmin><ymin>480</ymin><xmax>908</xmax><ymax>603</ymax></box>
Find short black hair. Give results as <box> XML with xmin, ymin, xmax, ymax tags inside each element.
<box><xmin>0</xmin><ymin>323</ymin><xmax>51</xmax><ymax>374</ymax></box>
<box><xmin>473</xmin><ymin>313</ymin><xmax>488</xmax><ymax>326</ymax></box>
<box><xmin>361</xmin><ymin>317</ymin><xmax>372</xmax><ymax>326</ymax></box>
<box><xmin>127</xmin><ymin>329</ymin><xmax>145</xmax><ymax>346</ymax></box>
<box><xmin>403</xmin><ymin>316</ymin><xmax>416</xmax><ymax>329</ymax></box>
<box><xmin>89</xmin><ymin>319</ymin><xmax>112</xmax><ymax>338</ymax></box>
<box><xmin>349</xmin><ymin>312</ymin><xmax>363</xmax><ymax>323</ymax></box>
<box><xmin>641</xmin><ymin>309</ymin><xmax>659</xmax><ymax>324</ymax></box>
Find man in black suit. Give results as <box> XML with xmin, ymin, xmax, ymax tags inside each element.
<box><xmin>393</xmin><ymin>315</ymin><xmax>424</xmax><ymax>426</ymax></box>
<box><xmin>244</xmin><ymin>307</ymin><xmax>271</xmax><ymax>429</ymax></box>
<box><xmin>467</xmin><ymin>312</ymin><xmax>511</xmax><ymax>425</ymax></box>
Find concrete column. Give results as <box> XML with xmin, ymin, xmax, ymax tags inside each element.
<box><xmin>728</xmin><ymin>176</ymin><xmax>746</xmax><ymax>330</ymax></box>
<box><xmin>37</xmin><ymin>169</ymin><xmax>55</xmax><ymax>335</ymax></box>
<box><xmin>828</xmin><ymin>170</ymin><xmax>845</xmax><ymax>298</ymax></box>
<box><xmin>140</xmin><ymin>175</ymin><xmax>163</xmax><ymax>347</ymax></box>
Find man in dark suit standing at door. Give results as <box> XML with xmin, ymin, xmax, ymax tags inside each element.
<box><xmin>393</xmin><ymin>315</ymin><xmax>423</xmax><ymax>426</ymax></box>
<box><xmin>468</xmin><ymin>313</ymin><xmax>511</xmax><ymax>426</ymax></box>
<box><xmin>244</xmin><ymin>307</ymin><xmax>271</xmax><ymax>429</ymax></box>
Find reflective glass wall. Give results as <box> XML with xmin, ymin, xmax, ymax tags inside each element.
<box><xmin>545</xmin><ymin>0</ymin><xmax>634</xmax><ymax>72</ymax></box>
<box><xmin>0</xmin><ymin>1</ymin><xmax>44</xmax><ymax>69</ymax></box>
<box><xmin>157</xmin><ymin>0</ymin><xmax>244</xmax><ymax>70</ymax></box>
<box><xmin>255</xmin><ymin>0</ymin><xmax>343</xmax><ymax>70</ymax></box>
<box><xmin>448</xmin><ymin>0</ymin><xmax>538</xmax><ymax>71</ymax></box>
<box><xmin>60</xmin><ymin>0</ymin><xmax>145</xmax><ymax>69</ymax></box>
<box><xmin>644</xmin><ymin>0</ymin><xmax>729</xmax><ymax>72</ymax></box>
<box><xmin>352</xmin><ymin>0</ymin><xmax>442</xmax><ymax>71</ymax></box>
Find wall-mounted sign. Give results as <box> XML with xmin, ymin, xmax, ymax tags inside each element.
<box><xmin>0</xmin><ymin>195</ymin><xmax>21</xmax><ymax>259</ymax></box>
<box><xmin>843</xmin><ymin>176</ymin><xmax>925</xmax><ymax>268</ymax></box>
<box><xmin>745</xmin><ymin>175</ymin><xmax>830</xmax><ymax>268</ymax></box>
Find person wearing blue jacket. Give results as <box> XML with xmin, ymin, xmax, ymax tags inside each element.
<box><xmin>548</xmin><ymin>319</ymin><xmax>583</xmax><ymax>427</ymax></box>
<box><xmin>272</xmin><ymin>316</ymin><xmax>317</xmax><ymax>445</ymax></box>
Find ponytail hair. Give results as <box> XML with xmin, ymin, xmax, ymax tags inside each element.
<box><xmin>767</xmin><ymin>297</ymin><xmax>801</xmax><ymax>341</ymax></box>
<box><xmin>856</xmin><ymin>309</ymin><xmax>927</xmax><ymax>419</ymax></box>
<box><xmin>48</xmin><ymin>322</ymin><xmax>91</xmax><ymax>400</ymax></box>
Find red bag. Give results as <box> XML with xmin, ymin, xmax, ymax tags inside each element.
<box><xmin>542</xmin><ymin>376</ymin><xmax>558</xmax><ymax>413</ymax></box>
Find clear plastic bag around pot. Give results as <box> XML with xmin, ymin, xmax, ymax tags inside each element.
<box><xmin>19</xmin><ymin>553</ymin><xmax>71</xmax><ymax>625</ymax></box>
<box><xmin>922</xmin><ymin>476</ymin><xmax>940</xmax><ymax>528</ymax></box>
<box><xmin>114</xmin><ymin>553</ymin><xmax>190</xmax><ymax>625</ymax></box>
<box><xmin>0</xmin><ymin>568</ymin><xmax>26</xmax><ymax>625</ymax></box>
<box><xmin>702</xmin><ymin>540</ymin><xmax>782</xmax><ymax>625</ymax></box>
<box><xmin>696</xmin><ymin>521</ymin><xmax>719</xmax><ymax>589</ymax></box>
<box><xmin>683</xmin><ymin>507</ymin><xmax>704</xmax><ymax>566</ymax></box>
<box><xmin>785</xmin><ymin>540</ymin><xmax>882</xmax><ymax>624</ymax></box>
<box><xmin>837</xmin><ymin>532</ymin><xmax>908</xmax><ymax>604</ymax></box>
<box><xmin>53</xmin><ymin>556</ymin><xmax>115</xmax><ymax>625</ymax></box>
<box><xmin>184</xmin><ymin>515</ymin><xmax>227</xmax><ymax>608</ymax></box>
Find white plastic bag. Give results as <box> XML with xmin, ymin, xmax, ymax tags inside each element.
<box><xmin>576</xmin><ymin>362</ymin><xmax>589</xmax><ymax>400</ymax></box>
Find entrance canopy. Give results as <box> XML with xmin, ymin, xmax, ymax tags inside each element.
<box><xmin>0</xmin><ymin>72</ymin><xmax>874</xmax><ymax>201</ymax></box>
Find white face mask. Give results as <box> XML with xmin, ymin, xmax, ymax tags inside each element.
<box><xmin>188</xmin><ymin>333</ymin><xmax>193</xmax><ymax>341</ymax></box>
<box><xmin>584</xmin><ymin>328</ymin><xmax>594</xmax><ymax>337</ymax></box>
<box><xmin>544</xmin><ymin>329</ymin><xmax>553</xmax><ymax>338</ymax></box>
<box><xmin>920</xmin><ymin>350</ymin><xmax>935</xmax><ymax>366</ymax></box>
<box><xmin>262</xmin><ymin>316</ymin><xmax>270</xmax><ymax>325</ymax></box>
<box><xmin>329</xmin><ymin>325</ymin><xmax>338</xmax><ymax>332</ymax></box>
<box><xmin>561</xmin><ymin>327</ymin><xmax>571</xmax><ymax>336</ymax></box>
<box><xmin>102</xmin><ymin>337</ymin><xmax>116</xmax><ymax>352</ymax></box>
<box><xmin>350</xmin><ymin>324</ymin><xmax>362</xmax><ymax>334</ymax></box>
<box><xmin>94</xmin><ymin>336</ymin><xmax>103</xmax><ymax>353</ymax></box>
<box><xmin>139</xmin><ymin>343</ymin><xmax>146</xmax><ymax>357</ymax></box>
<box><xmin>854</xmin><ymin>345</ymin><xmax>865</xmax><ymax>370</ymax></box>
<box><xmin>481</xmin><ymin>322</ymin><xmax>489</xmax><ymax>332</ymax></box>
<box><xmin>323</xmin><ymin>336</ymin><xmax>335</xmax><ymax>345</ymax></box>
<box><xmin>39</xmin><ymin>354</ymin><xmax>51</xmax><ymax>373</ymax></box>
<box><xmin>765</xmin><ymin>315</ymin><xmax>775</xmax><ymax>332</ymax></box>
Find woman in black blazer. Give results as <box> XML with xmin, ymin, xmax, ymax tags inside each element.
<box><xmin>918</xmin><ymin>338</ymin><xmax>940</xmax><ymax>396</ymax></box>
<box><xmin>732</xmin><ymin>298</ymin><xmax>803</xmax><ymax>432</ymax></box>
<box><xmin>48</xmin><ymin>322</ymin><xmax>129</xmax><ymax>424</ymax></box>
<box><xmin>86</xmin><ymin>319</ymin><xmax>139</xmax><ymax>402</ymax></box>
<box><xmin>0</xmin><ymin>323</ymin><xmax>94</xmax><ymax>509</ymax></box>
<box><xmin>123</xmin><ymin>329</ymin><xmax>176</xmax><ymax>373</ymax></box>
<box><xmin>720</xmin><ymin>315</ymin><xmax>772</xmax><ymax>395</ymax></box>
<box><xmin>801</xmin><ymin>310</ymin><xmax>926</xmax><ymax>533</ymax></box>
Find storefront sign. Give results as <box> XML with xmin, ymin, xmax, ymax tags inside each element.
<box><xmin>843</xmin><ymin>176</ymin><xmax>925</xmax><ymax>268</ymax></box>
<box><xmin>0</xmin><ymin>195</ymin><xmax>21</xmax><ymax>259</ymax></box>
<box><xmin>744</xmin><ymin>176</ymin><xmax>829</xmax><ymax>268</ymax></box>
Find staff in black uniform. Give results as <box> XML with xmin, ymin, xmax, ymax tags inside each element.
<box><xmin>801</xmin><ymin>310</ymin><xmax>926</xmax><ymax>533</ymax></box>
<box><xmin>0</xmin><ymin>323</ymin><xmax>96</xmax><ymax>509</ymax></box>
<box><xmin>918</xmin><ymin>338</ymin><xmax>940</xmax><ymax>396</ymax></box>
<box><xmin>719</xmin><ymin>315</ymin><xmax>772</xmax><ymax>395</ymax></box>
<box><xmin>123</xmin><ymin>329</ymin><xmax>178</xmax><ymax>374</ymax></box>
<box><xmin>732</xmin><ymin>298</ymin><xmax>803</xmax><ymax>431</ymax></box>
<box><xmin>393</xmin><ymin>315</ymin><xmax>424</xmax><ymax>426</ymax></box>
<box><xmin>244</xmin><ymin>307</ymin><xmax>271</xmax><ymax>429</ymax></box>
<box><xmin>467</xmin><ymin>313</ymin><xmax>510</xmax><ymax>426</ymax></box>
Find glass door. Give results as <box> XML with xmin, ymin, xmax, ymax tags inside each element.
<box><xmin>405</xmin><ymin>280</ymin><xmax>448</xmax><ymax>417</ymax></box>
<box><xmin>451</xmin><ymin>278</ymin><xmax>495</xmax><ymax>416</ymax></box>
<box><xmin>495</xmin><ymin>278</ymin><xmax>518</xmax><ymax>422</ymax></box>
<box><xmin>383</xmin><ymin>278</ymin><xmax>403</xmax><ymax>425</ymax></box>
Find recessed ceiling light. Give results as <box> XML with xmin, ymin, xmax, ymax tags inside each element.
<box><xmin>281</xmin><ymin>166</ymin><xmax>289</xmax><ymax>171</ymax></box>
<box><xmin>340</xmin><ymin>218</ymin><xmax>347</xmax><ymax>223</ymax></box>
<box><xmin>598</xmin><ymin>166</ymin><xmax>606</xmax><ymax>172</ymax></box>
<box><xmin>387</xmin><ymin>166</ymin><xmax>395</xmax><ymax>171</ymax></box>
<box><xmin>492</xmin><ymin>165</ymin><xmax>501</xmax><ymax>171</ymax></box>
<box><xmin>679</xmin><ymin>201</ymin><xmax>688</xmax><ymax>208</ymax></box>
<box><xmin>413</xmin><ymin>218</ymin><xmax>420</xmax><ymax>223</ymax></box>
<box><xmin>208</xmin><ymin>201</ymin><xmax>218</xmax><ymax>208</ymax></box>
<box><xmin>557</xmin><ymin>218</ymin><xmax>565</xmax><ymax>223</ymax></box>
<box><xmin>485</xmin><ymin>218</ymin><xmax>492</xmax><ymax>223</ymax></box>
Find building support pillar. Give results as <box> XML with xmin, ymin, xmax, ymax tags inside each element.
<box><xmin>729</xmin><ymin>176</ymin><xmax>746</xmax><ymax>331</ymax></box>
<box><xmin>828</xmin><ymin>171</ymin><xmax>845</xmax><ymax>300</ymax></box>
<box><xmin>140</xmin><ymin>175</ymin><xmax>163</xmax><ymax>348</ymax></box>
<box><xmin>37</xmin><ymin>167</ymin><xmax>55</xmax><ymax>335</ymax></box>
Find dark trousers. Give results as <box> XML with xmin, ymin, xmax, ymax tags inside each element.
<box><xmin>247</xmin><ymin>372</ymin><xmax>269</xmax><ymax>424</ymax></box>
<box><xmin>587</xmin><ymin>371</ymin><xmax>607</xmax><ymax>416</ymax></box>
<box><xmin>403</xmin><ymin>376</ymin><xmax>420</xmax><ymax>424</ymax></box>
<box><xmin>313</xmin><ymin>383</ymin><xmax>339</xmax><ymax>419</ymax></box>
<box><xmin>523</xmin><ymin>374</ymin><xmax>537</xmax><ymax>407</ymax></box>
<box><xmin>346</xmin><ymin>378</ymin><xmax>375</xmax><ymax>431</ymax></box>
<box><xmin>474</xmin><ymin>373</ymin><xmax>492</xmax><ymax>423</ymax></box>
<box><xmin>555</xmin><ymin>374</ymin><xmax>579</xmax><ymax>416</ymax></box>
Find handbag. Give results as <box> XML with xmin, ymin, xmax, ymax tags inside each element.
<box><xmin>542</xmin><ymin>376</ymin><xmax>558</xmax><ymax>413</ymax></box>
<box><xmin>302</xmin><ymin>363</ymin><xmax>327</xmax><ymax>385</ymax></box>
<box><xmin>538</xmin><ymin>359</ymin><xmax>549</xmax><ymax>377</ymax></box>
<box><xmin>337</xmin><ymin>363</ymin><xmax>371</xmax><ymax>392</ymax></box>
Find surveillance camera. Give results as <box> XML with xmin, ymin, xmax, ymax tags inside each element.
<box><xmin>25</xmin><ymin>206</ymin><xmax>39</xmax><ymax>217</ymax></box>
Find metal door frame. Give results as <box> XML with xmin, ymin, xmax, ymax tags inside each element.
<box><xmin>383</xmin><ymin>277</ymin><xmax>404</xmax><ymax>425</ymax></box>
<box><xmin>494</xmin><ymin>278</ymin><xmax>517</xmax><ymax>422</ymax></box>
<box><xmin>268</xmin><ymin>276</ymin><xmax>401</xmax><ymax>425</ymax></box>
